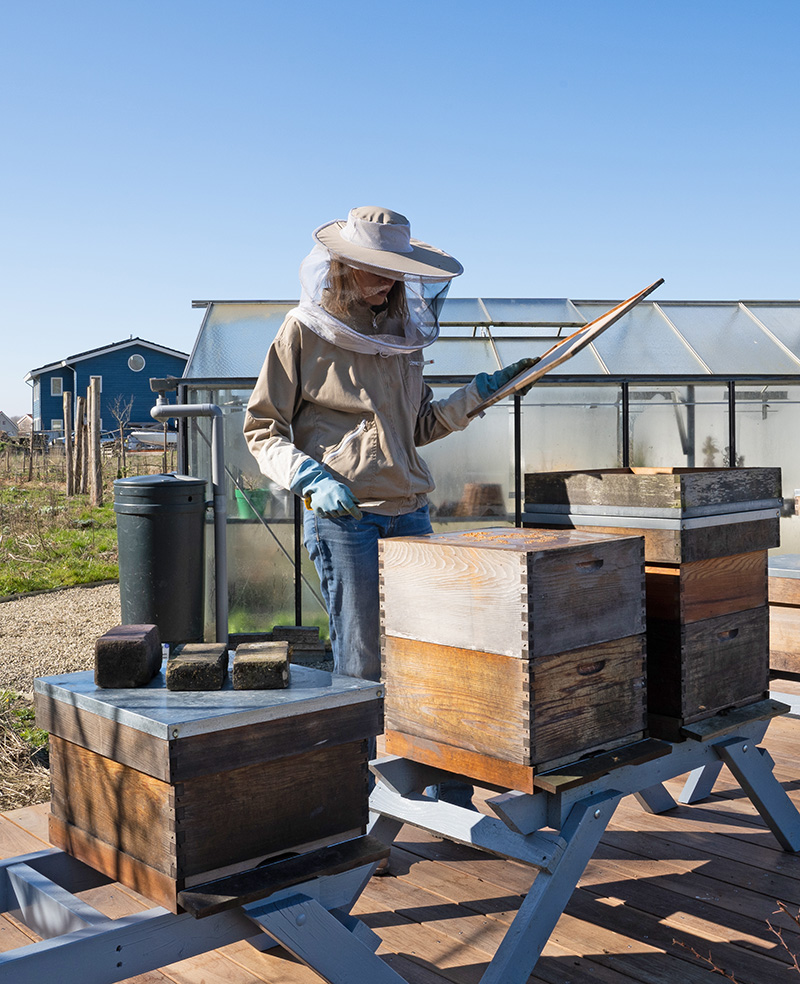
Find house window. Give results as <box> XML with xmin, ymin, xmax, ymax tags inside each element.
<box><xmin>128</xmin><ymin>354</ymin><xmax>146</xmax><ymax>372</ymax></box>
<box><xmin>51</xmin><ymin>377</ymin><xmax>63</xmax><ymax>397</ymax></box>
<box><xmin>51</xmin><ymin>419</ymin><xmax>63</xmax><ymax>431</ymax></box>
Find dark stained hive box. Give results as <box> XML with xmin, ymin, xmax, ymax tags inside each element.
<box><xmin>523</xmin><ymin>466</ymin><xmax>781</xmax><ymax>564</ymax></box>
<box><xmin>768</xmin><ymin>555</ymin><xmax>800</xmax><ymax>674</ymax></box>
<box><xmin>524</xmin><ymin>467</ymin><xmax>779</xmax><ymax>738</ymax></box>
<box><xmin>34</xmin><ymin>664</ymin><xmax>383</xmax><ymax>913</ymax></box>
<box><xmin>379</xmin><ymin>527</ymin><xmax>646</xmax><ymax>793</ymax></box>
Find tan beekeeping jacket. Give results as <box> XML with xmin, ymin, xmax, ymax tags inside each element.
<box><xmin>243</xmin><ymin>311</ymin><xmax>484</xmax><ymax>516</ymax></box>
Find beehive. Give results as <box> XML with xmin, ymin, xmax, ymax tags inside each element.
<box><xmin>380</xmin><ymin>527</ymin><xmax>646</xmax><ymax>792</ymax></box>
<box><xmin>35</xmin><ymin>664</ymin><xmax>382</xmax><ymax>913</ymax></box>
<box><xmin>524</xmin><ymin>467</ymin><xmax>779</xmax><ymax>738</ymax></box>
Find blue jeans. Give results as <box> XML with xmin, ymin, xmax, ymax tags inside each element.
<box><xmin>303</xmin><ymin>504</ymin><xmax>434</xmax><ymax>681</ymax></box>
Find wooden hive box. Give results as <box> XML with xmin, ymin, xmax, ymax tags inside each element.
<box><xmin>524</xmin><ymin>466</ymin><xmax>781</xmax><ymax>564</ymax></box>
<box><xmin>524</xmin><ymin>467</ymin><xmax>779</xmax><ymax>738</ymax></box>
<box><xmin>768</xmin><ymin>554</ymin><xmax>800</xmax><ymax>674</ymax></box>
<box><xmin>380</xmin><ymin>527</ymin><xmax>646</xmax><ymax>793</ymax></box>
<box><xmin>34</xmin><ymin>664</ymin><xmax>383</xmax><ymax>913</ymax></box>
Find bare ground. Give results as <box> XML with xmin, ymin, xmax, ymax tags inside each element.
<box><xmin>0</xmin><ymin>582</ymin><xmax>121</xmax><ymax>696</ymax></box>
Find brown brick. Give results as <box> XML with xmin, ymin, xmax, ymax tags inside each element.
<box><xmin>233</xmin><ymin>642</ymin><xmax>290</xmax><ymax>690</ymax></box>
<box><xmin>95</xmin><ymin>624</ymin><xmax>162</xmax><ymax>689</ymax></box>
<box><xmin>166</xmin><ymin>644</ymin><xmax>229</xmax><ymax>691</ymax></box>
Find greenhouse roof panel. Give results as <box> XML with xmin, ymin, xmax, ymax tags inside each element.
<box><xmin>478</xmin><ymin>298</ymin><xmax>585</xmax><ymax>326</ymax></box>
<box><xmin>186</xmin><ymin>302</ymin><xmax>294</xmax><ymax>378</ymax></box>
<box><xmin>186</xmin><ymin>298</ymin><xmax>800</xmax><ymax>381</ymax></box>
<box><xmin>574</xmin><ymin>301</ymin><xmax>709</xmax><ymax>375</ymax></box>
<box><xmin>437</xmin><ymin>298</ymin><xmax>486</xmax><ymax>323</ymax></box>
<box><xmin>658</xmin><ymin>302</ymin><xmax>800</xmax><ymax>375</ymax></box>
<box><xmin>745</xmin><ymin>304</ymin><xmax>800</xmax><ymax>363</ymax></box>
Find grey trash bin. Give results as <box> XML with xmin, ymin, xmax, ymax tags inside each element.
<box><xmin>114</xmin><ymin>474</ymin><xmax>207</xmax><ymax>645</ymax></box>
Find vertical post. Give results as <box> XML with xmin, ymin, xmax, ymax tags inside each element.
<box><xmin>686</xmin><ymin>384</ymin><xmax>696</xmax><ymax>467</ymax></box>
<box><xmin>621</xmin><ymin>381</ymin><xmax>630</xmax><ymax>467</ymax></box>
<box><xmin>513</xmin><ymin>394</ymin><xmax>522</xmax><ymax>528</ymax></box>
<box><xmin>89</xmin><ymin>377</ymin><xmax>102</xmax><ymax>506</ymax></box>
<box><xmin>294</xmin><ymin>495</ymin><xmax>303</xmax><ymax>626</ymax></box>
<box><xmin>63</xmin><ymin>392</ymin><xmax>74</xmax><ymax>496</ymax></box>
<box><xmin>74</xmin><ymin>395</ymin><xmax>86</xmax><ymax>493</ymax></box>
<box><xmin>728</xmin><ymin>380</ymin><xmax>737</xmax><ymax>467</ymax></box>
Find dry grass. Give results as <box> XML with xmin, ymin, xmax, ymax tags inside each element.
<box><xmin>0</xmin><ymin>693</ymin><xmax>49</xmax><ymax>811</ymax></box>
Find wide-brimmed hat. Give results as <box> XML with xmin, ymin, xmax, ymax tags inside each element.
<box><xmin>313</xmin><ymin>206</ymin><xmax>463</xmax><ymax>281</ymax></box>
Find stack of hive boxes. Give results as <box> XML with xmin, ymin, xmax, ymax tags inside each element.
<box><xmin>524</xmin><ymin>467</ymin><xmax>781</xmax><ymax>740</ymax></box>
<box><xmin>380</xmin><ymin>527</ymin><xmax>647</xmax><ymax>793</ymax></box>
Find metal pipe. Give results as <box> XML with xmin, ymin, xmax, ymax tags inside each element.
<box><xmin>151</xmin><ymin>399</ymin><xmax>228</xmax><ymax>644</ymax></box>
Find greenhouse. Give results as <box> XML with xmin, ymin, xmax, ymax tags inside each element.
<box><xmin>172</xmin><ymin>294</ymin><xmax>800</xmax><ymax>639</ymax></box>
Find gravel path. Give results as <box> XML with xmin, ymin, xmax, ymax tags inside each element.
<box><xmin>0</xmin><ymin>583</ymin><xmax>121</xmax><ymax>696</ymax></box>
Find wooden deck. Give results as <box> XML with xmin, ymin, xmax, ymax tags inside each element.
<box><xmin>3</xmin><ymin>691</ymin><xmax>800</xmax><ymax>983</ymax></box>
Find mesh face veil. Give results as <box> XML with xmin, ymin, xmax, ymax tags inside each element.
<box><xmin>289</xmin><ymin>244</ymin><xmax>452</xmax><ymax>356</ymax></box>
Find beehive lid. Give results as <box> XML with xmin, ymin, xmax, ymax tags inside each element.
<box><xmin>525</xmin><ymin>467</ymin><xmax>782</xmax><ymax>519</ymax></box>
<box><xmin>34</xmin><ymin>664</ymin><xmax>382</xmax><ymax>741</ymax></box>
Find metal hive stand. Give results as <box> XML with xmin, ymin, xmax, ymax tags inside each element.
<box><xmin>2</xmin><ymin>699</ymin><xmax>798</xmax><ymax>984</ymax></box>
<box><xmin>0</xmin><ymin>835</ymin><xmax>407</xmax><ymax>984</ymax></box>
<box><xmin>369</xmin><ymin>698</ymin><xmax>800</xmax><ymax>984</ymax></box>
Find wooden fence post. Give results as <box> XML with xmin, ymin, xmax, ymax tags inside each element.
<box><xmin>63</xmin><ymin>392</ymin><xmax>74</xmax><ymax>496</ymax></box>
<box><xmin>74</xmin><ymin>395</ymin><xmax>86</xmax><ymax>494</ymax></box>
<box><xmin>89</xmin><ymin>377</ymin><xmax>102</xmax><ymax>506</ymax></box>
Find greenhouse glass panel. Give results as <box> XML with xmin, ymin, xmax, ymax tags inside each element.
<box><xmin>422</xmin><ymin>387</ymin><xmax>515</xmax><ymax>527</ymax></box>
<box><xmin>745</xmin><ymin>304</ymin><xmax>800</xmax><ymax>361</ymax></box>
<box><xmin>438</xmin><ymin>298</ymin><xmax>487</xmax><ymax>323</ymax></box>
<box><xmin>628</xmin><ymin>384</ymin><xmax>728</xmax><ymax>468</ymax></box>
<box><xmin>520</xmin><ymin>384</ymin><xmax>622</xmax><ymax>472</ymax></box>
<box><xmin>481</xmin><ymin>298</ymin><xmax>585</xmax><ymax>326</ymax></box>
<box><xmin>734</xmin><ymin>382</ymin><xmax>800</xmax><ymax>554</ymax></box>
<box><xmin>575</xmin><ymin>302</ymin><xmax>708</xmax><ymax>375</ymax></box>
<box><xmin>659</xmin><ymin>303</ymin><xmax>798</xmax><ymax>375</ymax></box>
<box><xmin>426</xmin><ymin>337</ymin><xmax>501</xmax><ymax>376</ymax></box>
<box><xmin>183</xmin><ymin>383</ymin><xmax>328</xmax><ymax>640</ymax></box>
<box><xmin>187</xmin><ymin>302</ymin><xmax>294</xmax><ymax>378</ymax></box>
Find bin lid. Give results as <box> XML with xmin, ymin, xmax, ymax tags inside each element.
<box><xmin>113</xmin><ymin>474</ymin><xmax>206</xmax><ymax>502</ymax></box>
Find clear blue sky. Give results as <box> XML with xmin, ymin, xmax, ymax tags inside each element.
<box><xmin>2</xmin><ymin>0</ymin><xmax>798</xmax><ymax>415</ymax></box>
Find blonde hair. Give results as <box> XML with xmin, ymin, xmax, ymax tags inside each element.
<box><xmin>326</xmin><ymin>259</ymin><xmax>409</xmax><ymax>324</ymax></box>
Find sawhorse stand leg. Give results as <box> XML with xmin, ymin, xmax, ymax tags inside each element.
<box><xmin>0</xmin><ymin>836</ymin><xmax>406</xmax><ymax>984</ymax></box>
<box><xmin>369</xmin><ymin>701</ymin><xmax>800</xmax><ymax>984</ymax></box>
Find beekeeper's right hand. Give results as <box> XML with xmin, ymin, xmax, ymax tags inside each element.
<box><xmin>290</xmin><ymin>460</ymin><xmax>363</xmax><ymax>520</ymax></box>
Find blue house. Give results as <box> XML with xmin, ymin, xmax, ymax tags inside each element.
<box><xmin>25</xmin><ymin>338</ymin><xmax>188</xmax><ymax>439</ymax></box>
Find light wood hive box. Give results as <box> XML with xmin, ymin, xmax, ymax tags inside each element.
<box><xmin>524</xmin><ymin>467</ymin><xmax>781</xmax><ymax>739</ymax></box>
<box><xmin>34</xmin><ymin>665</ymin><xmax>383</xmax><ymax>913</ymax></box>
<box><xmin>380</xmin><ymin>527</ymin><xmax>646</xmax><ymax>793</ymax></box>
<box><xmin>768</xmin><ymin>555</ymin><xmax>800</xmax><ymax>674</ymax></box>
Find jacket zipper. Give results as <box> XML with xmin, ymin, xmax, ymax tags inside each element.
<box><xmin>322</xmin><ymin>419</ymin><xmax>369</xmax><ymax>465</ymax></box>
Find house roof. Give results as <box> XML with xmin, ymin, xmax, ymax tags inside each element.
<box><xmin>26</xmin><ymin>337</ymin><xmax>190</xmax><ymax>380</ymax></box>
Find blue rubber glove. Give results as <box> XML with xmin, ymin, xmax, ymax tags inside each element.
<box><xmin>475</xmin><ymin>357</ymin><xmax>541</xmax><ymax>400</ymax></box>
<box><xmin>290</xmin><ymin>459</ymin><xmax>362</xmax><ymax>520</ymax></box>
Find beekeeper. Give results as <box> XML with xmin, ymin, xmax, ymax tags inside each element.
<box><xmin>244</xmin><ymin>206</ymin><xmax>536</xmax><ymax>685</ymax></box>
